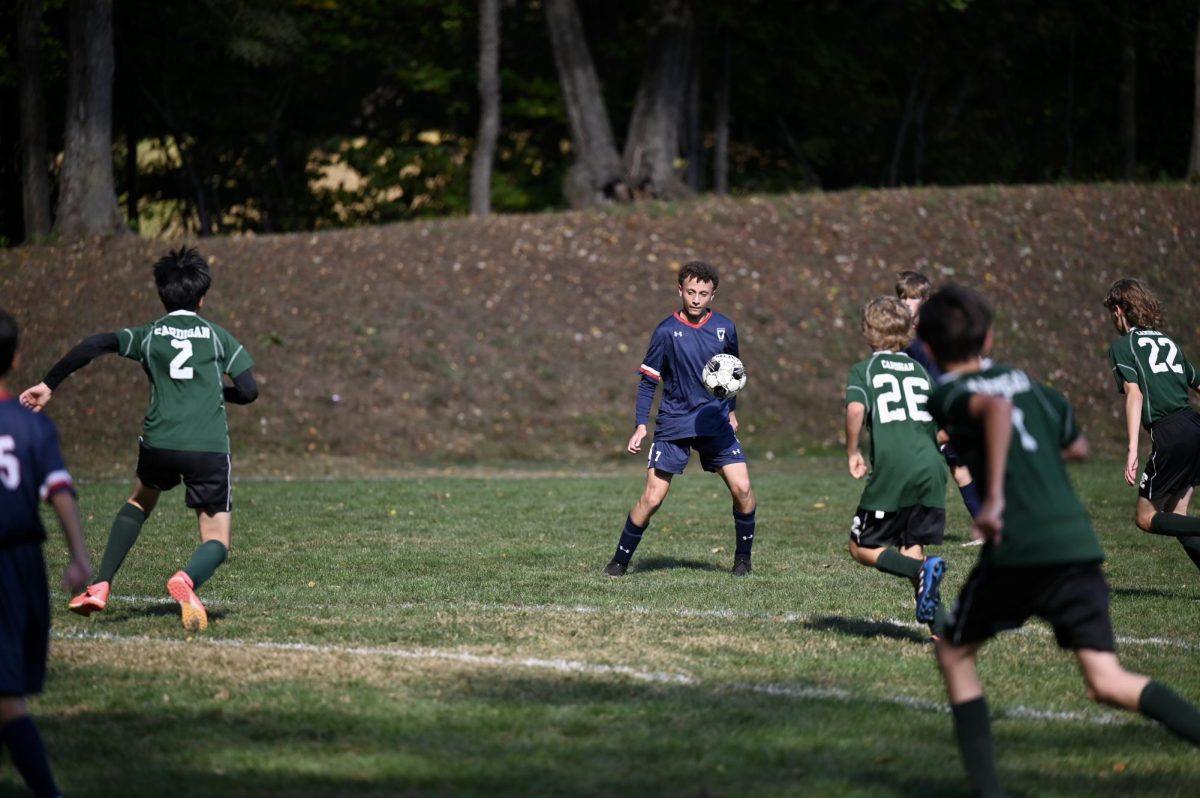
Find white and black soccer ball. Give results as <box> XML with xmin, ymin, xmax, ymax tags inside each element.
<box><xmin>702</xmin><ymin>353</ymin><xmax>747</xmax><ymax>399</ymax></box>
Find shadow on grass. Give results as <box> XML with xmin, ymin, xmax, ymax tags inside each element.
<box><xmin>1111</xmin><ymin>586</ymin><xmax>1191</xmax><ymax>601</ymax></box>
<box><xmin>804</xmin><ymin>614</ymin><xmax>928</xmax><ymax>643</ymax></box>
<box><xmin>633</xmin><ymin>556</ymin><xmax>727</xmax><ymax>574</ymax></box>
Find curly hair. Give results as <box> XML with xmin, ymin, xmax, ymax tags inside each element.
<box><xmin>678</xmin><ymin>260</ymin><xmax>719</xmax><ymax>289</ymax></box>
<box><xmin>862</xmin><ymin>296</ymin><xmax>913</xmax><ymax>352</ymax></box>
<box><xmin>1103</xmin><ymin>278</ymin><xmax>1165</xmax><ymax>330</ymax></box>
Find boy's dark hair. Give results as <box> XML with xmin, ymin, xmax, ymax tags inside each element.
<box><xmin>916</xmin><ymin>284</ymin><xmax>993</xmax><ymax>368</ymax></box>
<box><xmin>0</xmin><ymin>309</ymin><xmax>17</xmax><ymax>377</ymax></box>
<box><xmin>1103</xmin><ymin>278</ymin><xmax>1165</xmax><ymax>330</ymax></box>
<box><xmin>154</xmin><ymin>247</ymin><xmax>212</xmax><ymax>311</ymax></box>
<box><xmin>678</xmin><ymin>261</ymin><xmax>719</xmax><ymax>290</ymax></box>
<box><xmin>895</xmin><ymin>270</ymin><xmax>931</xmax><ymax>301</ymax></box>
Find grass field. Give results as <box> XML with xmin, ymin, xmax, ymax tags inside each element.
<box><xmin>9</xmin><ymin>457</ymin><xmax>1200</xmax><ymax>797</ymax></box>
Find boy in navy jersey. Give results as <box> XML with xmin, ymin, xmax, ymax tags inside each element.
<box><xmin>0</xmin><ymin>309</ymin><xmax>91</xmax><ymax>798</ymax></box>
<box><xmin>21</xmin><ymin>247</ymin><xmax>258</xmax><ymax>632</ymax></box>
<box><xmin>1103</xmin><ymin>278</ymin><xmax>1200</xmax><ymax>571</ymax></box>
<box><xmin>604</xmin><ymin>261</ymin><xmax>756</xmax><ymax>576</ymax></box>
<box><xmin>920</xmin><ymin>285</ymin><xmax>1200</xmax><ymax>798</ymax></box>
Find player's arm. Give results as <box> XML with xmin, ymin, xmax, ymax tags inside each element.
<box><xmin>20</xmin><ymin>332</ymin><xmax>120</xmax><ymax>412</ymax></box>
<box><xmin>49</xmin><ymin>488</ymin><xmax>91</xmax><ymax>593</ymax></box>
<box><xmin>968</xmin><ymin>393</ymin><xmax>1012</xmax><ymax>543</ymax></box>
<box><xmin>224</xmin><ymin>367</ymin><xmax>259</xmax><ymax>405</ymax></box>
<box><xmin>628</xmin><ymin>374</ymin><xmax>658</xmax><ymax>454</ymax></box>
<box><xmin>1122</xmin><ymin>382</ymin><xmax>1143</xmax><ymax>486</ymax></box>
<box><xmin>845</xmin><ymin>402</ymin><xmax>867</xmax><ymax>478</ymax></box>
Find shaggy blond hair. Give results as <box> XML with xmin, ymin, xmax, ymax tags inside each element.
<box><xmin>862</xmin><ymin>296</ymin><xmax>913</xmax><ymax>351</ymax></box>
<box><xmin>1104</xmin><ymin>278</ymin><xmax>1165</xmax><ymax>330</ymax></box>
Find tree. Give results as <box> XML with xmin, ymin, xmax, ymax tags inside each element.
<box><xmin>1189</xmin><ymin>0</ymin><xmax>1200</xmax><ymax>181</ymax></box>
<box><xmin>470</xmin><ymin>0</ymin><xmax>501</xmax><ymax>216</ymax></box>
<box><xmin>543</xmin><ymin>0</ymin><xmax>628</xmax><ymax>207</ymax></box>
<box><xmin>16</xmin><ymin>0</ymin><xmax>52</xmax><ymax>240</ymax></box>
<box><xmin>55</xmin><ymin>0</ymin><xmax>125</xmax><ymax>237</ymax></box>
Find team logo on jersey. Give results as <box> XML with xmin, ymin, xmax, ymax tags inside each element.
<box><xmin>673</xmin><ymin>331</ymin><xmax>684</xmax><ymax>337</ymax></box>
<box><xmin>717</xmin><ymin>328</ymin><xmax>726</xmax><ymax>341</ymax></box>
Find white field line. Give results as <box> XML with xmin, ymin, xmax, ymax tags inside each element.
<box><xmin>52</xmin><ymin>627</ymin><xmax>1131</xmax><ymax>727</ymax></box>
<box><xmin>98</xmin><ymin>595</ymin><xmax>1200</xmax><ymax>653</ymax></box>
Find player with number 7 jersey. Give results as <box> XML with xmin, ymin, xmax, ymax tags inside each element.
<box><xmin>19</xmin><ymin>247</ymin><xmax>257</xmax><ymax>632</ymax></box>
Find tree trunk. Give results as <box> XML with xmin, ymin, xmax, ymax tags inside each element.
<box><xmin>55</xmin><ymin>0</ymin><xmax>126</xmax><ymax>237</ymax></box>
<box><xmin>683</xmin><ymin>31</ymin><xmax>703</xmax><ymax>191</ymax></box>
<box><xmin>471</xmin><ymin>0</ymin><xmax>501</xmax><ymax>216</ymax></box>
<box><xmin>621</xmin><ymin>0</ymin><xmax>695</xmax><ymax>200</ymax></box>
<box><xmin>1119</xmin><ymin>9</ymin><xmax>1137</xmax><ymax>180</ymax></box>
<box><xmin>714</xmin><ymin>35</ymin><xmax>730</xmax><ymax>196</ymax></box>
<box><xmin>543</xmin><ymin>0</ymin><xmax>627</xmax><ymax>207</ymax></box>
<box><xmin>16</xmin><ymin>0</ymin><xmax>52</xmax><ymax>240</ymax></box>
<box><xmin>1189</xmin><ymin>0</ymin><xmax>1200</xmax><ymax>181</ymax></box>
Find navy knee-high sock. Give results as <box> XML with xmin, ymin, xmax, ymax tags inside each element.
<box><xmin>734</xmin><ymin>507</ymin><xmax>756</xmax><ymax>559</ymax></box>
<box><xmin>958</xmin><ymin>481</ymin><xmax>982</xmax><ymax>518</ymax></box>
<box><xmin>1</xmin><ymin>715</ymin><xmax>60</xmax><ymax>798</ymax></box>
<box><xmin>612</xmin><ymin>515</ymin><xmax>646</xmax><ymax>565</ymax></box>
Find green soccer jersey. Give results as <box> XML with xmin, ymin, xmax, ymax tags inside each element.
<box><xmin>118</xmin><ymin>310</ymin><xmax>254</xmax><ymax>454</ymax></box>
<box><xmin>845</xmin><ymin>352</ymin><xmax>946</xmax><ymax>511</ymax></box>
<box><xmin>929</xmin><ymin>364</ymin><xmax>1103</xmax><ymax>568</ymax></box>
<box><xmin>1108</xmin><ymin>328</ymin><xmax>1200</xmax><ymax>429</ymax></box>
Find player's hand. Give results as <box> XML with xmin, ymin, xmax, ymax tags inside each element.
<box><xmin>970</xmin><ymin>498</ymin><xmax>1004</xmax><ymax>544</ymax></box>
<box><xmin>19</xmin><ymin>382</ymin><xmax>52</xmax><ymax>412</ymax></box>
<box><xmin>848</xmin><ymin>452</ymin><xmax>867</xmax><ymax>479</ymax></box>
<box><xmin>1124</xmin><ymin>450</ymin><xmax>1139</xmax><ymax>487</ymax></box>
<box><xmin>61</xmin><ymin>557</ymin><xmax>91</xmax><ymax>594</ymax></box>
<box><xmin>627</xmin><ymin>425</ymin><xmax>648</xmax><ymax>454</ymax></box>
<box><xmin>728</xmin><ymin>411</ymin><xmax>739</xmax><ymax>434</ymax></box>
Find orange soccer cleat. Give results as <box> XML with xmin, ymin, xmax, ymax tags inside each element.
<box><xmin>166</xmin><ymin>571</ymin><xmax>208</xmax><ymax>632</ymax></box>
<box><xmin>68</xmin><ymin>581</ymin><xmax>110</xmax><ymax>616</ymax></box>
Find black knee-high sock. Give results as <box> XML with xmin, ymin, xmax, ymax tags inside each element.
<box><xmin>951</xmin><ymin>697</ymin><xmax>1004</xmax><ymax>798</ymax></box>
<box><xmin>1177</xmin><ymin>537</ymin><xmax>1200</xmax><ymax>571</ymax></box>
<box><xmin>1139</xmin><ymin>681</ymin><xmax>1200</xmax><ymax>744</ymax></box>
<box><xmin>612</xmin><ymin>515</ymin><xmax>646</xmax><ymax>565</ymax></box>
<box><xmin>1149</xmin><ymin>512</ymin><xmax>1200</xmax><ymax>538</ymax></box>
<box><xmin>733</xmin><ymin>507</ymin><xmax>756</xmax><ymax>559</ymax></box>
<box><xmin>1</xmin><ymin>716</ymin><xmax>60</xmax><ymax>798</ymax></box>
<box><xmin>96</xmin><ymin>503</ymin><xmax>148</xmax><ymax>584</ymax></box>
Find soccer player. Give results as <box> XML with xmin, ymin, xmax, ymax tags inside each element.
<box><xmin>920</xmin><ymin>284</ymin><xmax>1200</xmax><ymax>798</ymax></box>
<box><xmin>897</xmin><ymin>270</ymin><xmax>983</xmax><ymax>533</ymax></box>
<box><xmin>845</xmin><ymin>297</ymin><xmax>947</xmax><ymax>636</ymax></box>
<box><xmin>603</xmin><ymin>261</ymin><xmax>756</xmax><ymax>576</ymax></box>
<box><xmin>20</xmin><ymin>247</ymin><xmax>258</xmax><ymax>632</ymax></box>
<box><xmin>0</xmin><ymin>309</ymin><xmax>92</xmax><ymax>798</ymax></box>
<box><xmin>1103</xmin><ymin>277</ymin><xmax>1200</xmax><ymax>570</ymax></box>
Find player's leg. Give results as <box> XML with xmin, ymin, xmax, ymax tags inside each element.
<box><xmin>1157</xmin><ymin>488</ymin><xmax>1200</xmax><ymax>570</ymax></box>
<box><xmin>167</xmin><ymin>452</ymin><xmax>233</xmax><ymax>630</ymax></box>
<box><xmin>718</xmin><ymin>461</ymin><xmax>755</xmax><ymax>574</ymax></box>
<box><xmin>69</xmin><ymin>478</ymin><xmax>161</xmax><ymax>616</ymax></box>
<box><xmin>1075</xmin><ymin>649</ymin><xmax>1200</xmax><ymax>744</ymax></box>
<box><xmin>605</xmin><ymin>447</ymin><xmax>678</xmax><ymax>576</ymax></box>
<box><xmin>0</xmin><ymin>697</ymin><xmax>61</xmax><ymax>798</ymax></box>
<box><xmin>905</xmin><ymin>506</ymin><xmax>947</xmax><ymax>631</ymax></box>
<box><xmin>936</xmin><ymin>640</ymin><xmax>1004</xmax><ymax>798</ymax></box>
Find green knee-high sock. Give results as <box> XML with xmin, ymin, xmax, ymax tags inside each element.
<box><xmin>184</xmin><ymin>541</ymin><xmax>228</xmax><ymax>590</ymax></box>
<box><xmin>874</xmin><ymin>548</ymin><xmax>922</xmax><ymax>579</ymax></box>
<box><xmin>951</xmin><ymin>697</ymin><xmax>1005</xmax><ymax>798</ymax></box>
<box><xmin>1139</xmin><ymin>681</ymin><xmax>1200</xmax><ymax>744</ymax></box>
<box><xmin>96</xmin><ymin>504</ymin><xmax>148</xmax><ymax>584</ymax></box>
<box><xmin>1149</xmin><ymin>512</ymin><xmax>1200</xmax><ymax>537</ymax></box>
<box><xmin>930</xmin><ymin>601</ymin><xmax>947</xmax><ymax>638</ymax></box>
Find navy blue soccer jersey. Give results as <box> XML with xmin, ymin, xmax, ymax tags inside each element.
<box><xmin>0</xmin><ymin>396</ymin><xmax>74</xmax><ymax>545</ymax></box>
<box><xmin>636</xmin><ymin>309</ymin><xmax>739</xmax><ymax>440</ymax></box>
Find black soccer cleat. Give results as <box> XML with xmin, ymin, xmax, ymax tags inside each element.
<box><xmin>731</xmin><ymin>557</ymin><xmax>752</xmax><ymax>576</ymax></box>
<box><xmin>603</xmin><ymin>560</ymin><xmax>628</xmax><ymax>577</ymax></box>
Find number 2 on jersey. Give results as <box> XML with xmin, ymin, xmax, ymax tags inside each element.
<box><xmin>169</xmin><ymin>339</ymin><xmax>195</xmax><ymax>379</ymax></box>
<box><xmin>1136</xmin><ymin>336</ymin><xmax>1183</xmax><ymax>374</ymax></box>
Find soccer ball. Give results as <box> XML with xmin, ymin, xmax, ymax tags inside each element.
<box><xmin>702</xmin><ymin>353</ymin><xmax>747</xmax><ymax>399</ymax></box>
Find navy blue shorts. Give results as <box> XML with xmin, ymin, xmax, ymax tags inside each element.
<box><xmin>0</xmin><ymin>542</ymin><xmax>50</xmax><ymax>697</ymax></box>
<box><xmin>646</xmin><ymin>431</ymin><xmax>747</xmax><ymax>474</ymax></box>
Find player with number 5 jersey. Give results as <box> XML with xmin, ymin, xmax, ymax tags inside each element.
<box><xmin>1103</xmin><ymin>277</ymin><xmax>1200</xmax><ymax>572</ymax></box>
<box><xmin>20</xmin><ymin>247</ymin><xmax>258</xmax><ymax>631</ymax></box>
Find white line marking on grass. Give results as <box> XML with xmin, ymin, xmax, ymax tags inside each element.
<box><xmin>51</xmin><ymin>628</ymin><xmax>1133</xmax><ymax>727</ymax></box>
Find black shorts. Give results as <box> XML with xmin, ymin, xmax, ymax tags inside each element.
<box><xmin>137</xmin><ymin>439</ymin><xmax>233</xmax><ymax>513</ymax></box>
<box><xmin>1141</xmin><ymin>408</ymin><xmax>1200</xmax><ymax>502</ymax></box>
<box><xmin>0</xmin><ymin>542</ymin><xmax>49</xmax><ymax>697</ymax></box>
<box><xmin>850</xmin><ymin>505</ymin><xmax>945</xmax><ymax>549</ymax></box>
<box><xmin>945</xmin><ymin>562</ymin><xmax>1115</xmax><ymax>652</ymax></box>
